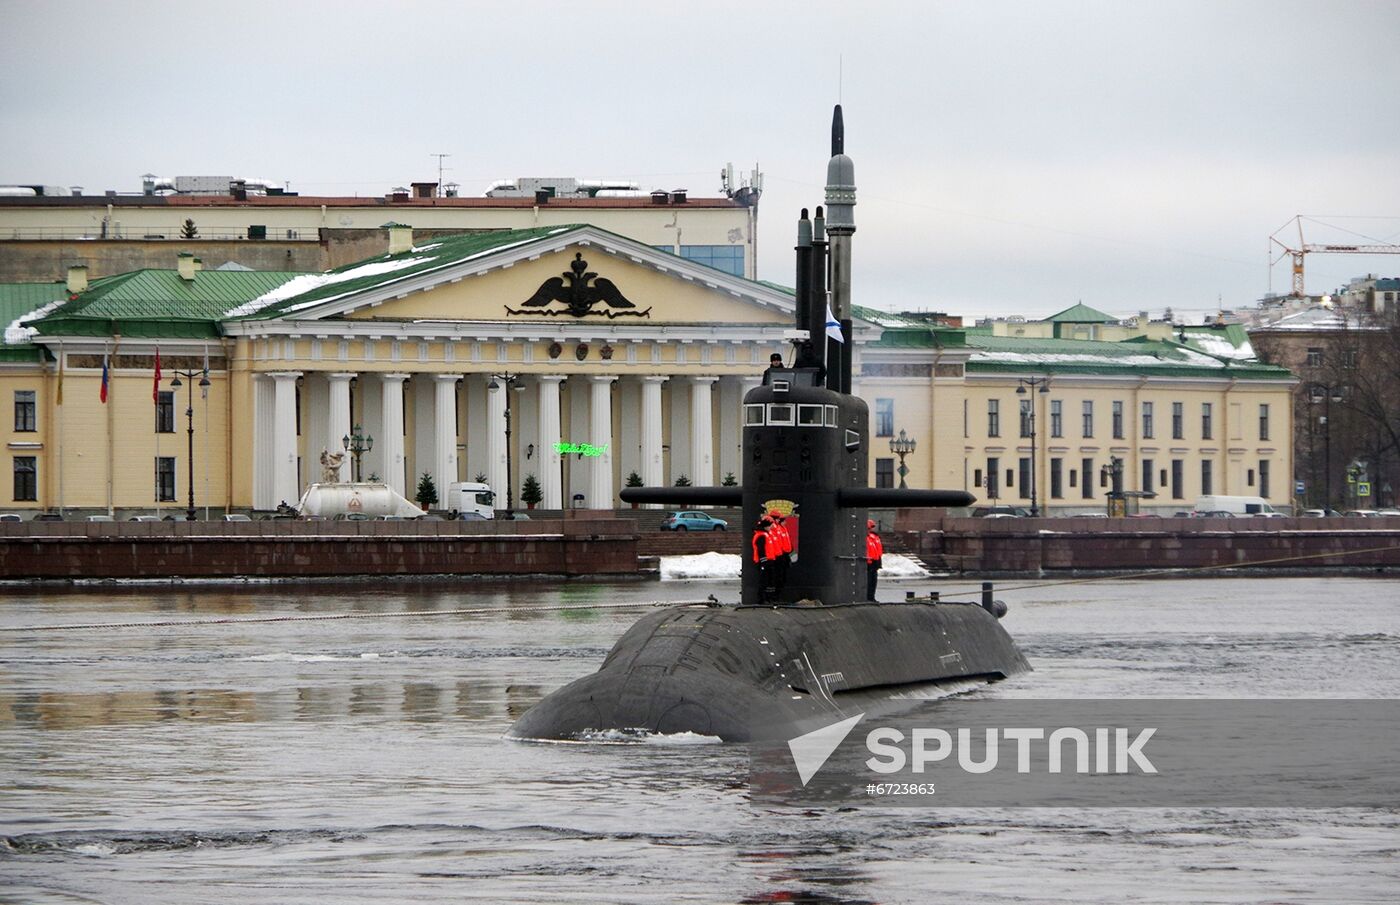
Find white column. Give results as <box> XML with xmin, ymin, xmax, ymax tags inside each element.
<box><xmin>326</xmin><ymin>372</ymin><xmax>354</xmax><ymax>482</ymax></box>
<box><xmin>689</xmin><ymin>376</ymin><xmax>716</xmax><ymax>487</ymax></box>
<box><xmin>537</xmin><ymin>375</ymin><xmax>565</xmax><ymax>509</ymax></box>
<box><xmin>640</xmin><ymin>376</ymin><xmax>666</xmax><ymax>491</ymax></box>
<box><xmin>588</xmin><ymin>375</ymin><xmax>617</xmax><ymax>509</ymax></box>
<box><xmin>486</xmin><ymin>379</ymin><xmax>508</xmax><ymax>509</ymax></box>
<box><xmin>433</xmin><ymin>374</ymin><xmax>458</xmax><ymax>501</ymax></box>
<box><xmin>270</xmin><ymin>371</ymin><xmax>301</xmax><ymax>507</ymax></box>
<box><xmin>380</xmin><ymin>373</ymin><xmax>409</xmax><ymax>495</ymax></box>
<box><xmin>253</xmin><ymin>375</ymin><xmax>275</xmax><ymax>509</ymax></box>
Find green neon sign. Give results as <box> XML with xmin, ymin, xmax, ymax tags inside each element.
<box><xmin>555</xmin><ymin>441</ymin><xmax>608</xmax><ymax>457</ymax></box>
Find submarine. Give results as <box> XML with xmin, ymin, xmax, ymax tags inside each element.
<box><xmin>509</xmin><ymin>106</ymin><xmax>1030</xmax><ymax>743</ymax></box>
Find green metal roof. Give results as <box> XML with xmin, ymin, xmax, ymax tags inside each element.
<box><xmin>230</xmin><ymin>226</ymin><xmax>592</xmax><ymax>319</ymax></box>
<box><xmin>1044</xmin><ymin>302</ymin><xmax>1116</xmax><ymax>323</ymax></box>
<box><xmin>962</xmin><ymin>332</ymin><xmax>1290</xmax><ymax>380</ymax></box>
<box><xmin>29</xmin><ymin>269</ymin><xmax>306</xmax><ymax>339</ymax></box>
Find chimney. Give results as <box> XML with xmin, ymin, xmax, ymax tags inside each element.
<box><xmin>384</xmin><ymin>222</ymin><xmax>413</xmax><ymax>255</ymax></box>
<box><xmin>177</xmin><ymin>252</ymin><xmax>197</xmax><ymax>281</ymax></box>
<box><xmin>66</xmin><ymin>264</ymin><xmax>88</xmax><ymax>294</ymax></box>
<box><xmin>193</xmin><ymin>257</ymin><xmax>204</xmax><ymax>272</ymax></box>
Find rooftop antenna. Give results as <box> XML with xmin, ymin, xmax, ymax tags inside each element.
<box><xmin>431</xmin><ymin>153</ymin><xmax>451</xmax><ymax>197</ymax></box>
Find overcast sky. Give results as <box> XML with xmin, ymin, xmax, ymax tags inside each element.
<box><xmin>4</xmin><ymin>0</ymin><xmax>1398</xmax><ymax>320</ymax></box>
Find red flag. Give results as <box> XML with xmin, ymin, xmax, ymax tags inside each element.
<box><xmin>153</xmin><ymin>346</ymin><xmax>162</xmax><ymax>403</ymax></box>
<box><xmin>99</xmin><ymin>354</ymin><xmax>109</xmax><ymax>403</ymax></box>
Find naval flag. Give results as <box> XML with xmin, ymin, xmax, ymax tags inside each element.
<box><xmin>99</xmin><ymin>352</ymin><xmax>109</xmax><ymax>403</ymax></box>
<box><xmin>824</xmin><ymin>303</ymin><xmax>844</xmax><ymax>344</ymax></box>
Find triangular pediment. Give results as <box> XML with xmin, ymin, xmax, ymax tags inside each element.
<box><xmin>230</xmin><ymin>226</ymin><xmax>795</xmax><ymax>329</ymax></box>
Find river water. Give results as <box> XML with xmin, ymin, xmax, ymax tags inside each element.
<box><xmin>2</xmin><ymin>576</ymin><xmax>1397</xmax><ymax>904</ymax></box>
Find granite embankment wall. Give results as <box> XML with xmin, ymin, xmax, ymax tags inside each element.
<box><xmin>893</xmin><ymin>513</ymin><xmax>1400</xmax><ymax>574</ymax></box>
<box><xmin>0</xmin><ymin>517</ymin><xmax>636</xmax><ymax>580</ymax></box>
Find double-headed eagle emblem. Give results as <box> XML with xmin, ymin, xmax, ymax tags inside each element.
<box><xmin>506</xmin><ymin>252</ymin><xmax>651</xmax><ymax>318</ymax></box>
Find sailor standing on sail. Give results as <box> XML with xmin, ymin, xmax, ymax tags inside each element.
<box><xmin>865</xmin><ymin>519</ymin><xmax>884</xmax><ymax>602</ymax></box>
<box><xmin>767</xmin><ymin>509</ymin><xmax>791</xmax><ymax>595</ymax></box>
<box><xmin>752</xmin><ymin>516</ymin><xmax>774</xmax><ymax>604</ymax></box>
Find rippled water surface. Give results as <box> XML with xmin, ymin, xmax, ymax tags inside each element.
<box><xmin>2</xmin><ymin>576</ymin><xmax>1397</xmax><ymax>904</ymax></box>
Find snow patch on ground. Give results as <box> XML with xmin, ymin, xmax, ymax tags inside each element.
<box><xmin>659</xmin><ymin>552</ymin><xmax>931</xmax><ymax>581</ymax></box>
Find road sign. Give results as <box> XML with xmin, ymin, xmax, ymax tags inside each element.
<box><xmin>1358</xmin><ymin>482</ymin><xmax>1372</xmax><ymax>497</ymax></box>
<box><xmin>1295</xmin><ymin>480</ymin><xmax>1305</xmax><ymax>494</ymax></box>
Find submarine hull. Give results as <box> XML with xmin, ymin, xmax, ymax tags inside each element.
<box><xmin>509</xmin><ymin>601</ymin><xmax>1031</xmax><ymax>743</ymax></box>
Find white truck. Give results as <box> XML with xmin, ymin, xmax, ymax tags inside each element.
<box><xmin>445</xmin><ymin>482</ymin><xmax>496</xmax><ymax>519</ymax></box>
<box><xmin>1192</xmin><ymin>495</ymin><xmax>1283</xmax><ymax>517</ymax></box>
<box><xmin>295</xmin><ymin>482</ymin><xmax>426</xmax><ymax>519</ymax></box>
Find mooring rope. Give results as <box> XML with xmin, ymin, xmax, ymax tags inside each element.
<box><xmin>0</xmin><ymin>599</ymin><xmax>716</xmax><ymax>634</ymax></box>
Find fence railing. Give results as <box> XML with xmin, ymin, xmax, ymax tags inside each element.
<box><xmin>3</xmin><ymin>228</ymin><xmax>318</xmax><ymax>241</ymax></box>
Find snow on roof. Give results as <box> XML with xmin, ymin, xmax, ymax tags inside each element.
<box><xmin>1185</xmin><ymin>331</ymin><xmax>1256</xmax><ymax>361</ymax></box>
<box><xmin>226</xmin><ymin>256</ymin><xmax>429</xmax><ymax>317</ymax></box>
<box><xmin>969</xmin><ymin>348</ymin><xmax>1224</xmax><ymax>368</ymax></box>
<box><xmin>5</xmin><ymin>295</ymin><xmax>66</xmax><ymax>345</ymax></box>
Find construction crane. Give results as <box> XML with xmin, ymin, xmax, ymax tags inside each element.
<box><xmin>1270</xmin><ymin>215</ymin><xmax>1400</xmax><ymax>298</ymax></box>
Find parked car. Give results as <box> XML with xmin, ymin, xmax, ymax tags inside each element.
<box><xmin>971</xmin><ymin>505</ymin><xmax>1029</xmax><ymax>518</ymax></box>
<box><xmin>455</xmin><ymin>511</ymin><xmax>489</xmax><ymax>521</ymax></box>
<box><xmin>1343</xmin><ymin>509</ymin><xmax>1381</xmax><ymax>518</ymax></box>
<box><xmin>1197</xmin><ymin>510</ymin><xmax>1234</xmax><ymax>518</ymax></box>
<box><xmin>0</xmin><ymin>513</ymin><xmax>21</xmax><ymax>522</ymax></box>
<box><xmin>86</xmin><ymin>515</ymin><xmax>114</xmax><ymax>522</ymax></box>
<box><xmin>32</xmin><ymin>512</ymin><xmax>64</xmax><ymax>521</ymax></box>
<box><xmin>1377</xmin><ymin>509</ymin><xmax>1400</xmax><ymax>517</ymax></box>
<box><xmin>127</xmin><ymin>515</ymin><xmax>162</xmax><ymax>522</ymax></box>
<box><xmin>223</xmin><ymin>513</ymin><xmax>253</xmax><ymax>522</ymax></box>
<box><xmin>661</xmin><ymin>511</ymin><xmax>728</xmax><ymax>531</ymax></box>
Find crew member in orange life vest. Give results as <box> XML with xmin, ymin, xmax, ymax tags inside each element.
<box><xmin>767</xmin><ymin>509</ymin><xmax>791</xmax><ymax>595</ymax></box>
<box><xmin>865</xmin><ymin>519</ymin><xmax>884</xmax><ymax>602</ymax></box>
<box><xmin>752</xmin><ymin>517</ymin><xmax>774</xmax><ymax>604</ymax></box>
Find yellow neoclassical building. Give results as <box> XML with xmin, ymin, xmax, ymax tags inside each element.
<box><xmin>1</xmin><ymin>227</ymin><xmax>1297</xmax><ymax>516</ymax></box>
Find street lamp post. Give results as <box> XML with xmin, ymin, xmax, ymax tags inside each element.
<box><xmin>488</xmin><ymin>373</ymin><xmax>526</xmax><ymax>511</ymax></box>
<box><xmin>1309</xmin><ymin>383</ymin><xmax>1345</xmax><ymax>512</ymax></box>
<box><xmin>169</xmin><ymin>369</ymin><xmax>210</xmax><ymax>520</ymax></box>
<box><xmin>343</xmin><ymin>424</ymin><xmax>373</xmax><ymax>482</ymax></box>
<box><xmin>1016</xmin><ymin>376</ymin><xmax>1051</xmax><ymax>517</ymax></box>
<box><xmin>889</xmin><ymin>429</ymin><xmax>917</xmax><ymax>489</ymax></box>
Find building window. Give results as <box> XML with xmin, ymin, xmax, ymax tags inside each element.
<box><xmin>13</xmin><ymin>390</ymin><xmax>36</xmax><ymax>432</ymax></box>
<box><xmin>986</xmin><ymin>457</ymin><xmax>1000</xmax><ymax>499</ymax></box>
<box><xmin>1172</xmin><ymin>402</ymin><xmax>1184</xmax><ymax>440</ymax></box>
<box><xmin>1112</xmin><ymin>400</ymin><xmax>1124</xmax><ymax>439</ymax></box>
<box><xmin>1201</xmin><ymin>459</ymin><xmax>1213</xmax><ymax>496</ymax></box>
<box><xmin>155</xmin><ymin>456</ymin><xmax>176</xmax><ymax>502</ymax></box>
<box><xmin>1258</xmin><ymin>404</ymin><xmax>1269</xmax><ymax>441</ymax></box>
<box><xmin>1006</xmin><ymin>468</ymin><xmax>1015</xmax><ymax>490</ymax></box>
<box><xmin>1306</xmin><ymin>347</ymin><xmax>1323</xmax><ymax>368</ymax></box>
<box><xmin>1142</xmin><ymin>458</ymin><xmax>1154</xmax><ymax>494</ymax></box>
<box><xmin>1082</xmin><ymin>400</ymin><xmax>1094</xmax><ymax>438</ymax></box>
<box><xmin>1341</xmin><ymin>349</ymin><xmax>1357</xmax><ymax>369</ymax></box>
<box><xmin>874</xmin><ymin>398</ymin><xmax>894</xmax><ymax>437</ymax></box>
<box><xmin>1081</xmin><ymin>457</ymin><xmax>1093</xmax><ymax>499</ymax></box>
<box><xmin>875</xmin><ymin>458</ymin><xmax>894</xmax><ymax>489</ymax></box>
<box><xmin>1247</xmin><ymin>468</ymin><xmax>1255</xmax><ymax>487</ymax></box>
<box><xmin>1050</xmin><ymin>457</ymin><xmax>1063</xmax><ymax>498</ymax></box>
<box><xmin>1201</xmin><ymin>403</ymin><xmax>1213</xmax><ymax>440</ymax></box>
<box><xmin>679</xmin><ymin>245</ymin><xmax>744</xmax><ymax>276</ymax></box>
<box><xmin>1050</xmin><ymin>399</ymin><xmax>1063</xmax><ymax>437</ymax></box>
<box><xmin>1070</xmin><ymin>467</ymin><xmax>1078</xmax><ymax>488</ymax></box>
<box><xmin>1017</xmin><ymin>457</ymin><xmax>1031</xmax><ymax>499</ymax></box>
<box><xmin>1171</xmin><ymin>460</ymin><xmax>1184</xmax><ymax>499</ymax></box>
<box><xmin>987</xmin><ymin>399</ymin><xmax>1000</xmax><ymax>438</ymax></box>
<box><xmin>155</xmin><ymin>391</ymin><xmax>175</xmax><ymax>433</ymax></box>
<box><xmin>963</xmin><ymin>399</ymin><xmax>968</xmax><ymax>438</ymax></box>
<box><xmin>1019</xmin><ymin>399</ymin><xmax>1032</xmax><ymax>438</ymax></box>
<box><xmin>12</xmin><ymin>456</ymin><xmax>36</xmax><ymax>501</ymax></box>
<box><xmin>973</xmin><ymin>467</ymin><xmax>983</xmax><ymax>487</ymax></box>
<box><xmin>1260</xmin><ymin>459</ymin><xmax>1270</xmax><ymax>498</ymax></box>
<box><xmin>1142</xmin><ymin>401</ymin><xmax>1154</xmax><ymax>439</ymax></box>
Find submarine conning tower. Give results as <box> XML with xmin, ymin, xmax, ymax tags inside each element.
<box><xmin>620</xmin><ymin>105</ymin><xmax>972</xmax><ymax>605</ymax></box>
